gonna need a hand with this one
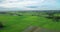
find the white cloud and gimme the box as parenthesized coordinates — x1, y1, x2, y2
(0, 0, 42, 8)
(0, 0, 58, 10)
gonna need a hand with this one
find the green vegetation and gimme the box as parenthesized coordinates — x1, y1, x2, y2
(0, 11, 60, 32)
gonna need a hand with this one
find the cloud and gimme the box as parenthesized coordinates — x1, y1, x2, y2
(26, 6, 38, 8)
(0, 0, 60, 10)
(0, 0, 40, 8)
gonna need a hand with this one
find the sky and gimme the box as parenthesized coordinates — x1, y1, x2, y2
(0, 0, 60, 11)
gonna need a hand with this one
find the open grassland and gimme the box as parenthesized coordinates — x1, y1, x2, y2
(0, 14, 60, 32)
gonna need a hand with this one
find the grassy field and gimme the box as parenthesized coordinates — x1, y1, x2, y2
(0, 14, 60, 32)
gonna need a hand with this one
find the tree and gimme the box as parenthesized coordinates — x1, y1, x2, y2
(0, 22, 4, 29)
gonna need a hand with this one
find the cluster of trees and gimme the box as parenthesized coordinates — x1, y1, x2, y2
(45, 11, 60, 22)
(0, 12, 7, 14)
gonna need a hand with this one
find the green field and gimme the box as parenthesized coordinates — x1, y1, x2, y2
(0, 12, 60, 32)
